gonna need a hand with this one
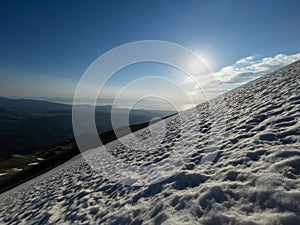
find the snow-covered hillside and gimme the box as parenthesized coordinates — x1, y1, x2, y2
(0, 61, 299, 225)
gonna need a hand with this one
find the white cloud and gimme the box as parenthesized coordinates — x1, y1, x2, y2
(235, 55, 256, 64)
(188, 53, 300, 103)
(213, 53, 300, 84)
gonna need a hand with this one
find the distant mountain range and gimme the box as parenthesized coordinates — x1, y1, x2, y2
(0, 97, 174, 155)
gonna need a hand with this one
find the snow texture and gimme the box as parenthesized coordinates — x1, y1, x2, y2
(0, 61, 299, 225)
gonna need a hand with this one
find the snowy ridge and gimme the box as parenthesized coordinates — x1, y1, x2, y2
(0, 61, 299, 225)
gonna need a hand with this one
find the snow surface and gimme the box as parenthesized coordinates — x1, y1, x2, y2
(0, 61, 300, 225)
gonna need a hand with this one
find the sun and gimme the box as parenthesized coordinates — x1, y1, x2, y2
(187, 52, 213, 76)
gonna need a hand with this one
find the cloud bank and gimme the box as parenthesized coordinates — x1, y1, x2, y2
(188, 53, 300, 104)
(213, 53, 300, 86)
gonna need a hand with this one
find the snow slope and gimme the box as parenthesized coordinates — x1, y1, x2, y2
(0, 61, 299, 225)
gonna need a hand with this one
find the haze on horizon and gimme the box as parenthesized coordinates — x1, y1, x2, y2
(0, 0, 300, 110)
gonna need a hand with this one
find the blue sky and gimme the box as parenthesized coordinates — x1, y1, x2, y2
(0, 0, 300, 109)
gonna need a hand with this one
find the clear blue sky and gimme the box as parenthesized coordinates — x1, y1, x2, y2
(0, 0, 299, 109)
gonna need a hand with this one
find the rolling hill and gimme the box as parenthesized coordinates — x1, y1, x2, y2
(0, 97, 173, 155)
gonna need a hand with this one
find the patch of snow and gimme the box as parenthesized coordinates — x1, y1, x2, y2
(11, 168, 23, 172)
(28, 162, 39, 166)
